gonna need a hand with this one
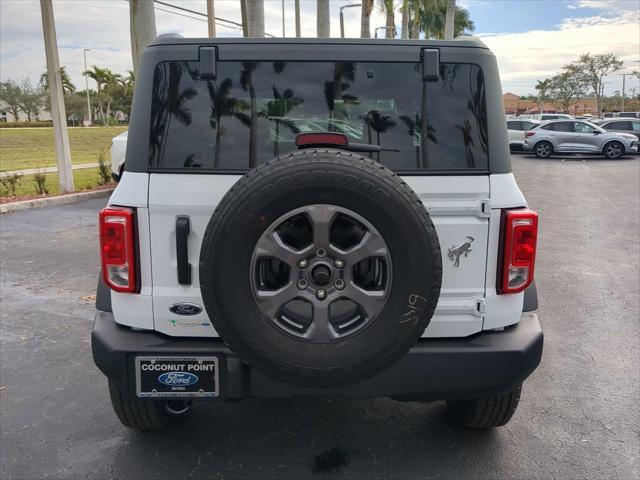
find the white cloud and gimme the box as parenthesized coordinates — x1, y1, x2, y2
(1, 0, 638, 98)
(0, 0, 388, 89)
(481, 10, 640, 95)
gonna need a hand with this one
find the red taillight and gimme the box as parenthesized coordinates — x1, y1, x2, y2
(499, 209, 538, 294)
(525, 131, 536, 138)
(99, 207, 137, 293)
(295, 132, 349, 147)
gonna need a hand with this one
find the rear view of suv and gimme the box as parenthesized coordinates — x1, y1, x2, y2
(92, 37, 543, 431)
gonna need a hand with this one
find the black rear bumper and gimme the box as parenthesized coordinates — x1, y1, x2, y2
(92, 311, 543, 400)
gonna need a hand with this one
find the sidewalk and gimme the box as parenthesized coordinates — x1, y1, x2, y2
(0, 162, 98, 177)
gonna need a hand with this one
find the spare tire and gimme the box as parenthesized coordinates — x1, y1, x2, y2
(200, 150, 442, 387)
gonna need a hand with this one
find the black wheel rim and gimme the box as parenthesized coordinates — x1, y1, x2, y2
(250, 204, 392, 343)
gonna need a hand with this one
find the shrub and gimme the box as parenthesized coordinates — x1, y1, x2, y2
(0, 173, 23, 196)
(97, 149, 112, 185)
(33, 167, 49, 195)
(0, 121, 53, 128)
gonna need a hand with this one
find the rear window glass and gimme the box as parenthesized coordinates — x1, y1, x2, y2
(149, 61, 489, 172)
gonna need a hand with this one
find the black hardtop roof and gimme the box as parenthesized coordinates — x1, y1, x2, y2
(149, 35, 489, 50)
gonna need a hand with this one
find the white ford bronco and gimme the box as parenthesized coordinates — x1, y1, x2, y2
(92, 36, 542, 430)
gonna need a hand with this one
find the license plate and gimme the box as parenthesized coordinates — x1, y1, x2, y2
(135, 356, 219, 398)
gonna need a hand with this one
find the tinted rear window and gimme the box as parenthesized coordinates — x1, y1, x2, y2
(149, 61, 488, 172)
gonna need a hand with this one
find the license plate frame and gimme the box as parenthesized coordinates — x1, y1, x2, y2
(135, 356, 220, 398)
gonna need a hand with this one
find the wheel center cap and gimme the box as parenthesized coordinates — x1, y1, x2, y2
(311, 264, 332, 286)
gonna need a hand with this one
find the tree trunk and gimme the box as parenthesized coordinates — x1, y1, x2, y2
(214, 115, 222, 167)
(360, 3, 371, 38)
(317, 0, 330, 38)
(129, 0, 156, 78)
(294, 0, 301, 37)
(444, 0, 455, 39)
(401, 1, 409, 39)
(246, 0, 265, 37)
(385, 9, 395, 38)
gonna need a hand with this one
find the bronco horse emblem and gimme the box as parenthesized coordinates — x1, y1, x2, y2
(448, 236, 475, 267)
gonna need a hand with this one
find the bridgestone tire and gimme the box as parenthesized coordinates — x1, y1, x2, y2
(446, 385, 522, 428)
(108, 380, 190, 430)
(200, 150, 442, 387)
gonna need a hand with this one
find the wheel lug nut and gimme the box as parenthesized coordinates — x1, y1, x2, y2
(297, 279, 308, 290)
(316, 289, 327, 300)
(334, 279, 345, 290)
(334, 259, 344, 269)
(297, 259, 308, 268)
(316, 248, 326, 258)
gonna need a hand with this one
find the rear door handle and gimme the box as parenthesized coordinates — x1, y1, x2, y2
(176, 216, 191, 285)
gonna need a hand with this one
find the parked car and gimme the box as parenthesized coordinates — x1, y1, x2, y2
(507, 118, 540, 151)
(520, 113, 574, 122)
(110, 130, 127, 181)
(617, 112, 640, 119)
(597, 118, 640, 142)
(524, 120, 638, 159)
(92, 36, 542, 431)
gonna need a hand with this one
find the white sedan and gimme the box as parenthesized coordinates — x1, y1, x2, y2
(110, 130, 128, 181)
(507, 119, 540, 151)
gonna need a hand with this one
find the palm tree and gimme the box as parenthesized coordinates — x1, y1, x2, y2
(444, 0, 455, 39)
(400, 113, 437, 167)
(240, 62, 259, 167)
(40, 66, 75, 94)
(454, 119, 475, 167)
(207, 78, 238, 166)
(317, 0, 330, 37)
(264, 86, 303, 156)
(378, 0, 396, 38)
(400, 0, 409, 39)
(361, 0, 374, 38)
(245, 0, 264, 37)
(409, 0, 474, 39)
(364, 110, 396, 160)
(535, 78, 552, 113)
(84, 66, 111, 121)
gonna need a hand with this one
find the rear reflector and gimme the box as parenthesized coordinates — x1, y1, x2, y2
(295, 132, 349, 147)
(499, 209, 538, 294)
(99, 207, 137, 293)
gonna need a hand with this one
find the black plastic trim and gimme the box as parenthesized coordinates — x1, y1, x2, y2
(199, 46, 216, 79)
(175, 216, 191, 285)
(148, 167, 491, 176)
(95, 272, 112, 312)
(92, 311, 543, 401)
(523, 280, 538, 312)
(421, 48, 440, 81)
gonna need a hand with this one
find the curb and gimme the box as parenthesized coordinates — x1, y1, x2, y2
(0, 188, 114, 215)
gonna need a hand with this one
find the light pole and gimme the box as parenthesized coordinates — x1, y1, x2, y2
(374, 26, 395, 38)
(340, 3, 361, 38)
(83, 48, 92, 126)
(619, 71, 638, 112)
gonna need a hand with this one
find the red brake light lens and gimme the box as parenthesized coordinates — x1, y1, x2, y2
(525, 131, 536, 138)
(295, 132, 349, 147)
(499, 209, 538, 294)
(99, 207, 137, 293)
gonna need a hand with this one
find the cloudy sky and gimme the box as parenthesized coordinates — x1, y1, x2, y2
(1, 0, 638, 96)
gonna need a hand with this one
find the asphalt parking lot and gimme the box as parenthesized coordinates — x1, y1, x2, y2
(1, 154, 639, 480)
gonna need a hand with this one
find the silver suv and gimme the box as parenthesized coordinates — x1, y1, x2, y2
(524, 120, 638, 159)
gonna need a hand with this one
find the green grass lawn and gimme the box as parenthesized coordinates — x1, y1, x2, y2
(0, 167, 113, 197)
(0, 126, 127, 172)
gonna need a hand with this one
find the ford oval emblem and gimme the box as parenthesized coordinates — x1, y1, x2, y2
(158, 372, 199, 386)
(169, 303, 203, 316)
